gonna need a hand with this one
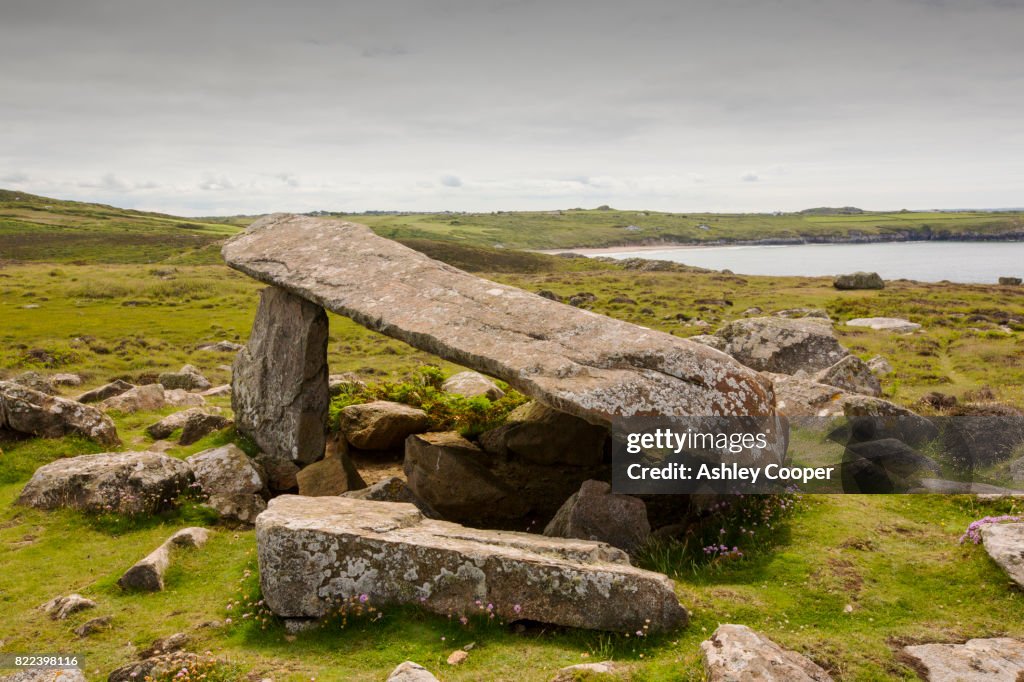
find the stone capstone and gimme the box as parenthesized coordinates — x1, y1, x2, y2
(256, 495, 688, 633)
(0, 381, 119, 445)
(701, 624, 833, 681)
(715, 317, 849, 375)
(232, 286, 329, 465)
(221, 215, 776, 423)
(543, 480, 650, 553)
(18, 451, 191, 514)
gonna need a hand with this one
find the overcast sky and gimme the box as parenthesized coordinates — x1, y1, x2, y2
(1, 0, 1022, 215)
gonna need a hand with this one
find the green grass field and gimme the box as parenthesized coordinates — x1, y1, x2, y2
(2, 192, 1024, 680)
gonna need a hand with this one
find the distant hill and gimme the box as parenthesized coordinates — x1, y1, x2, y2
(798, 206, 864, 215)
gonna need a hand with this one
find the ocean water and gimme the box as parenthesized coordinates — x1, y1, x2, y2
(591, 241, 1024, 284)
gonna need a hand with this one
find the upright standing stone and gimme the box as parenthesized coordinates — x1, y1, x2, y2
(232, 287, 329, 465)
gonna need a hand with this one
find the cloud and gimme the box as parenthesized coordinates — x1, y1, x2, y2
(740, 172, 760, 183)
(198, 174, 236, 191)
(1, 171, 30, 184)
(440, 174, 463, 188)
(276, 173, 300, 187)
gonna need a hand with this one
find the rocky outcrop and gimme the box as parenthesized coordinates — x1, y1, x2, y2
(158, 364, 211, 391)
(339, 401, 431, 450)
(442, 371, 505, 400)
(903, 638, 1024, 681)
(845, 317, 921, 333)
(0, 381, 119, 445)
(981, 523, 1024, 589)
(715, 317, 848, 374)
(833, 271, 884, 290)
(232, 286, 330, 465)
(479, 401, 607, 467)
(18, 451, 191, 514)
(118, 527, 210, 591)
(256, 495, 687, 633)
(222, 215, 775, 423)
(701, 624, 833, 681)
(543, 480, 650, 553)
(187, 444, 267, 524)
(812, 355, 881, 397)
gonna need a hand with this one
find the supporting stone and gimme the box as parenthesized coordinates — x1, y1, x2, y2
(232, 286, 329, 465)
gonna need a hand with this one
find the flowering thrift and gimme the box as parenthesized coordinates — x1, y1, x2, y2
(959, 515, 1022, 544)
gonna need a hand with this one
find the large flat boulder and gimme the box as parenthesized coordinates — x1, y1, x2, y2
(903, 638, 1024, 681)
(18, 451, 192, 514)
(232, 286, 329, 465)
(222, 215, 775, 423)
(0, 381, 119, 445)
(256, 495, 688, 633)
(715, 317, 849, 375)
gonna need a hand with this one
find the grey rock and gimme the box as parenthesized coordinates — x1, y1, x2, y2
(118, 527, 210, 591)
(845, 317, 921, 333)
(342, 476, 439, 518)
(187, 444, 267, 524)
(200, 384, 231, 397)
(441, 371, 505, 400)
(100, 384, 204, 414)
(107, 652, 200, 682)
(478, 401, 607, 467)
(12, 371, 56, 394)
(138, 632, 190, 659)
(701, 624, 833, 681)
(158, 365, 211, 391)
(232, 286, 329, 465)
(404, 431, 527, 524)
(296, 448, 366, 497)
(903, 637, 1024, 681)
(256, 495, 688, 633)
(221, 215, 776, 424)
(544, 480, 650, 553)
(998, 277, 1022, 286)
(254, 453, 300, 492)
(812, 355, 882, 397)
(773, 307, 831, 320)
(387, 661, 440, 682)
(536, 289, 562, 302)
(41, 594, 96, 620)
(716, 317, 848, 374)
(328, 372, 366, 396)
(1, 381, 119, 445)
(73, 615, 112, 637)
(196, 340, 244, 352)
(339, 401, 430, 450)
(833, 271, 884, 290)
(1, 669, 86, 681)
(178, 412, 232, 445)
(688, 334, 728, 352)
(145, 408, 207, 440)
(76, 379, 133, 403)
(18, 451, 191, 514)
(551, 662, 620, 681)
(867, 355, 893, 377)
(981, 522, 1024, 589)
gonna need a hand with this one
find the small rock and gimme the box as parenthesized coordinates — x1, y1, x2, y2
(998, 277, 1022, 286)
(741, 307, 763, 316)
(536, 290, 562, 302)
(296, 446, 366, 497)
(145, 408, 207, 440)
(339, 401, 430, 450)
(41, 594, 96, 620)
(551, 661, 619, 682)
(446, 650, 469, 666)
(200, 384, 231, 397)
(76, 379, 134, 403)
(138, 632, 190, 659)
(178, 412, 232, 445)
(834, 271, 884, 290)
(568, 292, 596, 307)
(107, 652, 199, 682)
(12, 371, 56, 394)
(254, 453, 300, 492)
(73, 615, 112, 637)
(701, 624, 833, 681)
(544, 480, 650, 553)
(341, 476, 439, 518)
(387, 661, 440, 682)
(773, 308, 831, 320)
(50, 373, 82, 387)
(609, 295, 636, 304)
(328, 372, 366, 396)
(158, 365, 211, 391)
(845, 317, 921, 333)
(187, 444, 267, 524)
(441, 371, 505, 400)
(866, 355, 893, 377)
(196, 340, 244, 352)
(812, 355, 881, 397)
(118, 527, 210, 591)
